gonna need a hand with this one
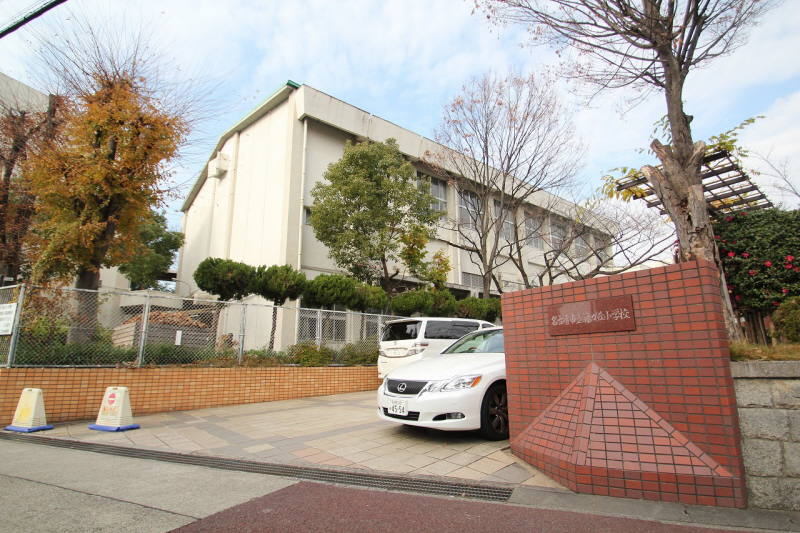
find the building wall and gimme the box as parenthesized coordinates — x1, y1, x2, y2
(0, 366, 381, 424)
(178, 83, 613, 299)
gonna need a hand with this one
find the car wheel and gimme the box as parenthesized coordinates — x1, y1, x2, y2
(479, 382, 509, 440)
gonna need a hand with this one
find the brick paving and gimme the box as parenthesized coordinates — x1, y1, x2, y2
(33, 391, 564, 489)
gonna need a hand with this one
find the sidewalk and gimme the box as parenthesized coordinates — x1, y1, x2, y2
(1, 436, 798, 532)
(34, 390, 562, 488)
(5, 390, 799, 532)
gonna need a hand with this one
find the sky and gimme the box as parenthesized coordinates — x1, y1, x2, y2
(1, 0, 798, 229)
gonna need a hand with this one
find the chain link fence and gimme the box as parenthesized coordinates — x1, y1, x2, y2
(0, 284, 399, 367)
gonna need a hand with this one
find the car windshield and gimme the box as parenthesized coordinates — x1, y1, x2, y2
(382, 321, 421, 341)
(441, 329, 504, 354)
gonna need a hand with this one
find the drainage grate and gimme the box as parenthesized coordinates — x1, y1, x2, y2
(0, 432, 513, 502)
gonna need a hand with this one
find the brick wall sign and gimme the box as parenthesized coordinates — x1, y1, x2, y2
(549, 295, 635, 336)
(501, 261, 746, 508)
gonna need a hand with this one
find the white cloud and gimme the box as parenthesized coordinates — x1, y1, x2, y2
(0, 0, 797, 226)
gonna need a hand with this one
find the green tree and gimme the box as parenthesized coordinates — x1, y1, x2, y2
(309, 138, 442, 295)
(250, 264, 307, 352)
(714, 209, 800, 343)
(119, 212, 184, 290)
(193, 258, 254, 301)
(303, 274, 359, 309)
(399, 225, 452, 291)
(353, 283, 388, 313)
(429, 289, 457, 317)
(389, 290, 432, 316)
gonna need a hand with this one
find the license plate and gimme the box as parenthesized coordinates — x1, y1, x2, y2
(388, 399, 408, 416)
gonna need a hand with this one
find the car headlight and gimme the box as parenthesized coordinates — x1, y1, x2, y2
(420, 375, 482, 394)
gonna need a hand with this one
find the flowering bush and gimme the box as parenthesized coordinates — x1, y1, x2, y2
(713, 208, 800, 313)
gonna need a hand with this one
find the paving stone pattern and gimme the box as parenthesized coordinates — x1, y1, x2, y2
(502, 260, 746, 508)
(33, 391, 563, 489)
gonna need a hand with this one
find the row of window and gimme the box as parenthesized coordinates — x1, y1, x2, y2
(303, 172, 610, 260)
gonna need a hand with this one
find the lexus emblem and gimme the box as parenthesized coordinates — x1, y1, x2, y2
(397, 383, 407, 393)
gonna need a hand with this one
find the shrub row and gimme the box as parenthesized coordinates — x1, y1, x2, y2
(10, 340, 378, 367)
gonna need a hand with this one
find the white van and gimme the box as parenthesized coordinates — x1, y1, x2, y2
(378, 318, 495, 378)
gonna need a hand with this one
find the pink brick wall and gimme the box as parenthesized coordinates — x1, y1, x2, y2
(501, 261, 746, 507)
(1, 366, 381, 424)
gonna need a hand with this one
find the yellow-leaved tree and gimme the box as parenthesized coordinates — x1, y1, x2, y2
(21, 8, 199, 342)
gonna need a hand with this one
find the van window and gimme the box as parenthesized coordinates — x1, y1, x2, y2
(382, 321, 421, 341)
(424, 321, 479, 340)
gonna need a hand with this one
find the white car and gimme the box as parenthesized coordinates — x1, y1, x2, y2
(376, 327, 508, 440)
(378, 318, 495, 379)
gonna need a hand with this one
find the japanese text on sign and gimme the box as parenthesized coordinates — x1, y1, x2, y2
(0, 303, 17, 336)
(548, 296, 636, 336)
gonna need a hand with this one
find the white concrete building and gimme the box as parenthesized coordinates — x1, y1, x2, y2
(177, 81, 610, 300)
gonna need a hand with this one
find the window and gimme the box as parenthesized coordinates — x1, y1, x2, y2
(550, 219, 567, 251)
(382, 320, 422, 341)
(462, 271, 483, 289)
(304, 207, 312, 225)
(596, 235, 611, 264)
(424, 321, 480, 340)
(494, 201, 513, 241)
(419, 172, 448, 212)
(525, 214, 543, 249)
(575, 235, 589, 261)
(459, 190, 479, 231)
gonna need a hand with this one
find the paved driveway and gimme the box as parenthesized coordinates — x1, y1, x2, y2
(35, 391, 562, 488)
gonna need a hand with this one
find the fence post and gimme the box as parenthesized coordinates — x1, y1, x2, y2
(316, 309, 322, 348)
(238, 303, 246, 364)
(136, 294, 151, 367)
(7, 283, 26, 368)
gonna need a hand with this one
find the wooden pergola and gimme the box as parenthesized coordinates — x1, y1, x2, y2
(615, 148, 773, 216)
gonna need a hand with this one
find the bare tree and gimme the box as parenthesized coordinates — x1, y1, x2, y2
(426, 70, 584, 298)
(748, 150, 797, 203)
(484, 0, 778, 336)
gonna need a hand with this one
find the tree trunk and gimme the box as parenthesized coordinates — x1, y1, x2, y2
(639, 52, 741, 340)
(268, 306, 277, 353)
(68, 267, 100, 345)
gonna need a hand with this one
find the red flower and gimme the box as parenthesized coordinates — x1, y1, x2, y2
(715, 235, 720, 239)
(787, 264, 793, 269)
(735, 295, 741, 300)
(783, 288, 788, 293)
(727, 252, 735, 258)
(742, 253, 750, 258)
(741, 211, 747, 216)
(765, 261, 772, 267)
(749, 270, 756, 276)
(774, 302, 780, 306)
(726, 216, 733, 222)
(727, 285, 733, 290)
(786, 255, 795, 262)
(795, 266, 800, 272)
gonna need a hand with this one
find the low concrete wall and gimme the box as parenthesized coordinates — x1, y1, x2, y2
(732, 361, 800, 511)
(0, 366, 381, 425)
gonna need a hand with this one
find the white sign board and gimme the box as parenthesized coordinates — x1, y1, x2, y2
(0, 303, 17, 335)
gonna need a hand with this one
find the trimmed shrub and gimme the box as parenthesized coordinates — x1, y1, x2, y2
(287, 341, 336, 366)
(428, 289, 457, 317)
(774, 296, 800, 342)
(390, 290, 432, 316)
(339, 343, 379, 365)
(456, 297, 490, 320)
